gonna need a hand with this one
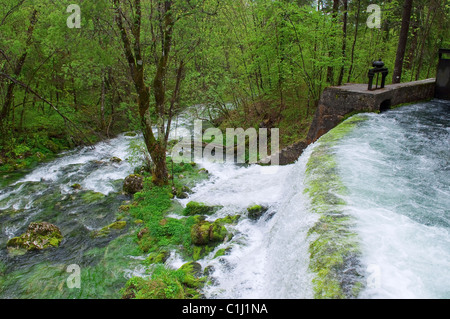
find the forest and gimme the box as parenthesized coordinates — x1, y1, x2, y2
(1, 0, 450, 302)
(1, 0, 449, 181)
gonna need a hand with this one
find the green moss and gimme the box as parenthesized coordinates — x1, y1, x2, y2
(145, 250, 170, 265)
(188, 215, 238, 261)
(304, 115, 366, 299)
(215, 214, 241, 225)
(121, 264, 204, 299)
(81, 191, 105, 203)
(183, 201, 221, 216)
(118, 160, 233, 298)
(92, 221, 127, 238)
(247, 205, 268, 220)
(178, 262, 205, 289)
(6, 222, 63, 252)
(213, 248, 230, 259)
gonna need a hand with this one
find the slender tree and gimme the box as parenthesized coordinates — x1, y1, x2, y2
(0, 9, 37, 147)
(392, 0, 414, 83)
(338, 0, 348, 85)
(113, 0, 169, 185)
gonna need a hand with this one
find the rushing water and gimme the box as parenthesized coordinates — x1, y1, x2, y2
(176, 99, 450, 299)
(0, 100, 448, 299)
(0, 134, 141, 298)
(336, 100, 450, 298)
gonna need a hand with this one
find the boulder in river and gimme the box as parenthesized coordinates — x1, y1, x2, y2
(123, 174, 144, 195)
(6, 222, 63, 251)
(92, 221, 127, 238)
(183, 201, 221, 216)
(71, 183, 82, 190)
(110, 157, 122, 163)
(247, 205, 268, 220)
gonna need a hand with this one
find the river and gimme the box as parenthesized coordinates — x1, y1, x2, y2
(0, 99, 448, 299)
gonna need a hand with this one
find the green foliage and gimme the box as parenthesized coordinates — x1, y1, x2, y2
(121, 263, 204, 299)
(183, 201, 220, 216)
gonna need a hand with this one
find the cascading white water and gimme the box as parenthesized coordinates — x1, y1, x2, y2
(1, 100, 448, 299)
(171, 99, 449, 299)
(336, 100, 450, 298)
(20, 134, 137, 194)
(173, 146, 318, 299)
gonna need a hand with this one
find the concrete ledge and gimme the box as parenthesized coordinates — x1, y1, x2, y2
(306, 78, 436, 144)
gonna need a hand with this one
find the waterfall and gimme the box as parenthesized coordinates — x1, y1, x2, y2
(0, 100, 448, 299)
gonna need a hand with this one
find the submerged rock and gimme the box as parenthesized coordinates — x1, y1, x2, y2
(123, 174, 144, 195)
(81, 191, 105, 203)
(6, 222, 63, 251)
(92, 221, 127, 238)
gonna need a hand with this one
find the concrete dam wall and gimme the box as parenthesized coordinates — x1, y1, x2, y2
(305, 78, 436, 144)
(266, 78, 436, 165)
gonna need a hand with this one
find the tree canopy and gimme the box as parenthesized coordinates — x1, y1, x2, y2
(1, 0, 449, 178)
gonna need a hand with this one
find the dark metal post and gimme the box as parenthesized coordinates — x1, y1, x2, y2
(368, 59, 389, 91)
(436, 48, 450, 100)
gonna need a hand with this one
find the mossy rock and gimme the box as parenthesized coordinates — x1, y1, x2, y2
(121, 275, 186, 299)
(183, 201, 221, 216)
(123, 174, 144, 195)
(190, 216, 234, 260)
(213, 247, 232, 259)
(179, 261, 203, 278)
(145, 250, 170, 265)
(119, 204, 131, 212)
(215, 214, 241, 225)
(190, 220, 229, 246)
(178, 262, 205, 289)
(192, 245, 216, 261)
(247, 205, 268, 220)
(197, 168, 209, 174)
(191, 221, 214, 245)
(71, 183, 82, 190)
(6, 222, 63, 251)
(110, 157, 123, 163)
(92, 221, 127, 238)
(124, 132, 137, 137)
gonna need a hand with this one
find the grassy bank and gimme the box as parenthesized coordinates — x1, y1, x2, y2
(119, 159, 242, 299)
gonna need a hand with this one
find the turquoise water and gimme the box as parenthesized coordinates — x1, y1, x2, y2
(336, 99, 450, 298)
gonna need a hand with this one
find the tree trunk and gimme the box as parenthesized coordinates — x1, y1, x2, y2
(114, 0, 168, 185)
(392, 0, 414, 84)
(338, 0, 348, 86)
(347, 0, 361, 83)
(0, 9, 37, 146)
(100, 72, 106, 132)
(326, 0, 339, 84)
(414, 4, 435, 81)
